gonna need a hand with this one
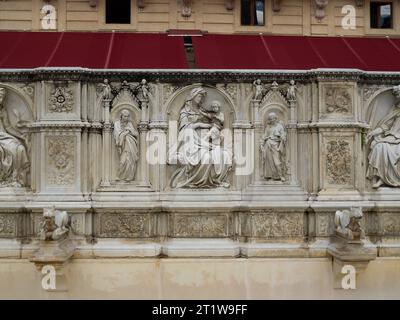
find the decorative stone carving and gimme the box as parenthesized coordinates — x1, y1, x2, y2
(163, 84, 181, 104)
(286, 80, 297, 102)
(381, 212, 400, 235)
(135, 79, 150, 101)
(20, 84, 35, 100)
(47, 136, 75, 185)
(363, 85, 385, 102)
(0, 87, 30, 187)
(171, 214, 228, 237)
(326, 139, 351, 185)
(0, 214, 17, 237)
(251, 212, 303, 237)
(325, 87, 352, 113)
(113, 109, 139, 182)
(317, 213, 332, 236)
(181, 0, 192, 18)
(253, 79, 265, 101)
(97, 79, 113, 102)
(98, 213, 150, 238)
(216, 83, 237, 104)
(39, 207, 71, 241)
(260, 112, 287, 182)
(328, 206, 376, 289)
(314, 0, 329, 22)
(48, 86, 74, 113)
(168, 87, 232, 189)
(335, 207, 365, 241)
(366, 85, 400, 188)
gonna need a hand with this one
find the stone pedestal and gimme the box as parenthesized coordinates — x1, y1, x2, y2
(328, 237, 377, 289)
(30, 239, 76, 296)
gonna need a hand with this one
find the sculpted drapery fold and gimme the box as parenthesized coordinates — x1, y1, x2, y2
(113, 109, 139, 182)
(0, 87, 29, 187)
(168, 87, 232, 189)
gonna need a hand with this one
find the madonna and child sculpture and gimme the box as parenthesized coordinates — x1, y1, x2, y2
(168, 87, 232, 189)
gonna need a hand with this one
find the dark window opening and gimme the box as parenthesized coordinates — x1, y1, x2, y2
(370, 2, 393, 29)
(184, 36, 196, 68)
(241, 0, 265, 26)
(106, 0, 131, 24)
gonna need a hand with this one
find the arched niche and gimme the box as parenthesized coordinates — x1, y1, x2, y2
(259, 90, 289, 125)
(110, 102, 141, 183)
(165, 84, 237, 127)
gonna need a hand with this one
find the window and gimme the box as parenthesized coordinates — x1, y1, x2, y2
(241, 0, 265, 26)
(106, 0, 131, 24)
(370, 2, 393, 29)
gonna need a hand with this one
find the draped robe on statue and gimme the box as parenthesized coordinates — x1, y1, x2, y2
(113, 120, 139, 181)
(367, 107, 400, 187)
(168, 92, 232, 189)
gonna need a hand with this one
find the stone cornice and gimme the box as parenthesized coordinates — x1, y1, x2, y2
(0, 68, 399, 84)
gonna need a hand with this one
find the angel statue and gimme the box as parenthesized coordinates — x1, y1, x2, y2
(136, 79, 150, 101)
(97, 79, 113, 101)
(286, 80, 297, 101)
(253, 79, 264, 101)
(0, 87, 30, 187)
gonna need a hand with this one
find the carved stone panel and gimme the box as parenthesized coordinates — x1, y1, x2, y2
(319, 83, 356, 119)
(0, 213, 19, 238)
(46, 136, 76, 186)
(380, 212, 400, 236)
(43, 82, 79, 120)
(316, 212, 334, 237)
(320, 133, 355, 189)
(169, 213, 229, 238)
(48, 86, 74, 113)
(96, 212, 151, 238)
(248, 211, 304, 238)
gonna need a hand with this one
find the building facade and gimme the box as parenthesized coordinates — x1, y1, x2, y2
(0, 0, 400, 299)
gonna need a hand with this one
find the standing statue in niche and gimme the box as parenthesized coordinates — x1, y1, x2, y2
(113, 109, 139, 182)
(0, 88, 29, 187)
(366, 85, 400, 188)
(253, 79, 264, 101)
(260, 112, 287, 182)
(168, 87, 232, 188)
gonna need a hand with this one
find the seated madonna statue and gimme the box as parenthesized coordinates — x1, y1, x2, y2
(0, 88, 29, 187)
(366, 85, 400, 188)
(168, 87, 232, 189)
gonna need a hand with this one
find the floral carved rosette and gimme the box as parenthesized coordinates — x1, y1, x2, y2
(48, 87, 74, 113)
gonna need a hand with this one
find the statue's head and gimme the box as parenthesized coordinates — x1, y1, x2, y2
(103, 79, 109, 85)
(255, 79, 261, 85)
(210, 100, 221, 113)
(267, 112, 278, 124)
(290, 80, 295, 85)
(186, 87, 207, 106)
(120, 109, 131, 123)
(141, 79, 147, 85)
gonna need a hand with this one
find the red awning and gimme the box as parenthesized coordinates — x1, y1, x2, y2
(0, 32, 400, 71)
(0, 32, 188, 69)
(192, 34, 400, 71)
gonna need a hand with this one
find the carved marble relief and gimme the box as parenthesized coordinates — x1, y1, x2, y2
(113, 110, 139, 182)
(316, 213, 334, 236)
(0, 213, 18, 237)
(325, 86, 352, 114)
(366, 85, 400, 188)
(260, 112, 287, 182)
(97, 213, 150, 238)
(0, 87, 30, 187)
(46, 136, 75, 186)
(168, 86, 233, 189)
(250, 211, 303, 238)
(48, 86, 74, 113)
(170, 214, 228, 237)
(326, 139, 352, 185)
(381, 212, 400, 236)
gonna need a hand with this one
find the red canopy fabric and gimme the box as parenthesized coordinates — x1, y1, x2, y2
(0, 32, 188, 69)
(0, 32, 399, 71)
(192, 34, 400, 71)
